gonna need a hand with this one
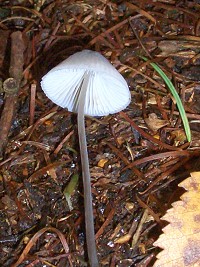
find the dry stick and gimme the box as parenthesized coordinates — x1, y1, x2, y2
(95, 208, 115, 240)
(29, 83, 36, 126)
(11, 227, 72, 267)
(122, 150, 190, 171)
(53, 130, 74, 155)
(0, 31, 25, 159)
(129, 19, 152, 59)
(132, 209, 149, 248)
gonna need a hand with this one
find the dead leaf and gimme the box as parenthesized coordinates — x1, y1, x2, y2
(98, 158, 108, 168)
(153, 172, 200, 267)
(171, 129, 187, 145)
(114, 233, 131, 244)
(145, 113, 168, 132)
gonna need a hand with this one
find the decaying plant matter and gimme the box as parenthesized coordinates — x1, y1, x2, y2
(154, 172, 200, 267)
(0, 1, 200, 266)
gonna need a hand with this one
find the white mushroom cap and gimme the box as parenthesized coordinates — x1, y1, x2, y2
(41, 50, 131, 116)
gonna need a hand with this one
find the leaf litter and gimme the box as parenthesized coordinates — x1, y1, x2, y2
(0, 0, 200, 266)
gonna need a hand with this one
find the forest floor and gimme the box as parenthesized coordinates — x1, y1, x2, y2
(0, 1, 200, 266)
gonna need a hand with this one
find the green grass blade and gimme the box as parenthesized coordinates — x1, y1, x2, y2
(141, 56, 191, 142)
(63, 173, 79, 211)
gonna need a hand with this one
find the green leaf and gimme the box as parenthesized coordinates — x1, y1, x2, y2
(140, 56, 191, 142)
(63, 174, 79, 211)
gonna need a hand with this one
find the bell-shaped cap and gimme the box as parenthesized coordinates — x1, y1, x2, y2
(41, 50, 131, 116)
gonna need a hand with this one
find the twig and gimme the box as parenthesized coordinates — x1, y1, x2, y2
(129, 19, 152, 59)
(11, 226, 72, 267)
(53, 130, 74, 155)
(132, 209, 149, 248)
(29, 83, 36, 126)
(0, 31, 25, 159)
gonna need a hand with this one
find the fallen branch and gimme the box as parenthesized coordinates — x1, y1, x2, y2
(0, 31, 25, 159)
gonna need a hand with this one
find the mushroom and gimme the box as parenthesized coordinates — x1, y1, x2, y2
(41, 50, 131, 267)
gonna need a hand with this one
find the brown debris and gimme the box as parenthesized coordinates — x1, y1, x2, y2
(0, 1, 200, 266)
(0, 31, 25, 158)
(154, 172, 200, 267)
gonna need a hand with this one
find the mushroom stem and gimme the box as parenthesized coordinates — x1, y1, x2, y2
(77, 72, 99, 267)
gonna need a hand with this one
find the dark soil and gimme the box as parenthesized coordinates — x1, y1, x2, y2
(0, 1, 200, 266)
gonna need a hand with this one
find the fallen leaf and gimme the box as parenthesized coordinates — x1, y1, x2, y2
(145, 113, 168, 132)
(97, 158, 108, 168)
(172, 129, 187, 144)
(114, 233, 131, 244)
(153, 172, 200, 267)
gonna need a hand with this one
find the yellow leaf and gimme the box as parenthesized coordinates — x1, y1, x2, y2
(97, 158, 108, 168)
(114, 233, 131, 244)
(153, 172, 200, 267)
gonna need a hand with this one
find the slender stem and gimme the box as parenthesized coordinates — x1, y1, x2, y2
(77, 72, 99, 267)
